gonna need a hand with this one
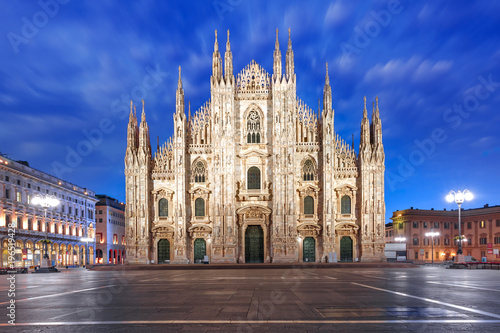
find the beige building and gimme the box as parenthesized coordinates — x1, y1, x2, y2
(390, 205, 500, 262)
(0, 155, 98, 268)
(95, 195, 126, 264)
(125, 30, 386, 264)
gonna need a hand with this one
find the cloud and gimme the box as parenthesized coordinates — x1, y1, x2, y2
(364, 56, 453, 85)
(324, 1, 350, 27)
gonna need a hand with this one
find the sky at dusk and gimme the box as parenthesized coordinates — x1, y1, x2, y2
(1, 0, 499, 223)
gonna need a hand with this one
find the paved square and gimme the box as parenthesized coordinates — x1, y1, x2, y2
(2, 265, 500, 332)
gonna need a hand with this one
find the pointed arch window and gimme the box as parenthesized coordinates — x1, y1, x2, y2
(247, 111, 261, 143)
(195, 198, 205, 217)
(341, 195, 351, 214)
(304, 196, 314, 215)
(303, 159, 315, 181)
(247, 167, 261, 190)
(159, 198, 168, 217)
(193, 161, 206, 183)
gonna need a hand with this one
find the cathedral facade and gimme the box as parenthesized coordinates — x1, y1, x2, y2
(124, 30, 386, 264)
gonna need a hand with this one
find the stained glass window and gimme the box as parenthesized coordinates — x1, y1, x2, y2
(303, 159, 315, 181)
(195, 198, 205, 217)
(304, 196, 314, 215)
(341, 195, 351, 214)
(159, 198, 168, 217)
(247, 167, 261, 189)
(247, 111, 261, 143)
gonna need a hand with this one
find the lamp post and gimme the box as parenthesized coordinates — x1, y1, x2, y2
(425, 229, 440, 264)
(446, 190, 473, 256)
(32, 194, 60, 273)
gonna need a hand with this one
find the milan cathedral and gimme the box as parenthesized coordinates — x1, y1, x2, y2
(125, 29, 386, 264)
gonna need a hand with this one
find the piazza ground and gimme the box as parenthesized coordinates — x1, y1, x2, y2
(1, 265, 500, 332)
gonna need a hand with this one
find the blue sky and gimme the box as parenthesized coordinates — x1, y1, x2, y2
(1, 0, 499, 222)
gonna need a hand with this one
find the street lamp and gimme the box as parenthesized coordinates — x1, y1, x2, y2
(446, 190, 473, 256)
(81, 237, 94, 266)
(425, 229, 440, 264)
(32, 194, 60, 273)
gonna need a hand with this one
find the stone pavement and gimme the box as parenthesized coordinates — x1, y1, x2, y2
(1, 266, 500, 332)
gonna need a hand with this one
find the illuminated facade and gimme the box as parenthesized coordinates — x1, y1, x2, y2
(125, 30, 386, 264)
(390, 205, 500, 262)
(0, 155, 98, 268)
(95, 194, 126, 264)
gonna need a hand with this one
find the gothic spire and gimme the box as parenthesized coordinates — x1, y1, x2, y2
(176, 66, 185, 117)
(285, 28, 294, 81)
(212, 30, 222, 82)
(214, 29, 219, 52)
(138, 100, 150, 154)
(224, 29, 233, 81)
(141, 99, 146, 123)
(177, 65, 182, 90)
(360, 96, 370, 148)
(323, 62, 332, 117)
(373, 96, 383, 147)
(126, 100, 138, 151)
(129, 100, 134, 122)
(273, 28, 282, 80)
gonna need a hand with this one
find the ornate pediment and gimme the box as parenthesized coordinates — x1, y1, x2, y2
(152, 187, 175, 200)
(334, 184, 357, 191)
(188, 224, 212, 238)
(335, 222, 359, 232)
(297, 223, 322, 237)
(188, 185, 211, 196)
(236, 205, 272, 216)
(152, 224, 175, 233)
(297, 184, 320, 196)
(237, 149, 270, 158)
(151, 224, 175, 239)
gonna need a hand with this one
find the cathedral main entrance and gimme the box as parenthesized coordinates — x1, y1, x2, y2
(245, 225, 264, 263)
(193, 238, 206, 263)
(303, 237, 315, 262)
(340, 236, 353, 262)
(158, 239, 170, 263)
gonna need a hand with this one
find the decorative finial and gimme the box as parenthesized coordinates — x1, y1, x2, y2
(141, 101, 146, 122)
(363, 97, 367, 118)
(376, 96, 379, 110)
(214, 30, 218, 51)
(288, 27, 292, 49)
(226, 29, 230, 51)
(325, 62, 330, 85)
(178, 66, 182, 89)
(275, 28, 279, 49)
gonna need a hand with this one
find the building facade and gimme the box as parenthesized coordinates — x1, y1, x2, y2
(125, 30, 386, 264)
(95, 195, 126, 264)
(390, 205, 500, 262)
(0, 155, 98, 268)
